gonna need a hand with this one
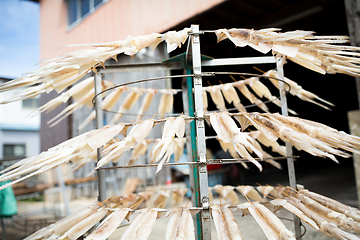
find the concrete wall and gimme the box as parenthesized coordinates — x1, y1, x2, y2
(39, 0, 224, 151)
(39, 0, 225, 61)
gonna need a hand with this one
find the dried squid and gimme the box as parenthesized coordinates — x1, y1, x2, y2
(166, 207, 198, 240)
(264, 69, 334, 110)
(238, 201, 295, 240)
(127, 140, 150, 166)
(235, 186, 263, 202)
(78, 86, 125, 131)
(0, 123, 126, 190)
(286, 197, 360, 240)
(150, 116, 186, 173)
(47, 80, 113, 127)
(204, 85, 227, 111)
(211, 204, 243, 240)
(209, 112, 263, 170)
(28, 76, 94, 117)
(219, 82, 246, 112)
(136, 89, 157, 121)
(85, 208, 133, 240)
(299, 189, 360, 222)
(157, 89, 177, 118)
(295, 193, 360, 233)
(212, 185, 240, 204)
(236, 112, 354, 162)
(58, 208, 108, 240)
(171, 188, 189, 207)
(215, 28, 360, 77)
(24, 202, 101, 240)
(232, 79, 270, 113)
(98, 119, 154, 168)
(109, 87, 142, 124)
(119, 208, 166, 240)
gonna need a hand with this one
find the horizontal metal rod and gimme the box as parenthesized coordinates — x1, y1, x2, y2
(92, 74, 194, 105)
(97, 57, 276, 73)
(93, 72, 290, 107)
(98, 156, 298, 170)
(207, 156, 298, 163)
(202, 56, 276, 66)
(98, 61, 183, 73)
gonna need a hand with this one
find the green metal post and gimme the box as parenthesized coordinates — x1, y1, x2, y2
(185, 68, 202, 239)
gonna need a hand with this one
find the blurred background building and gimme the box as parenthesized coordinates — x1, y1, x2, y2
(1, 0, 360, 238)
(0, 77, 40, 161)
(37, 0, 360, 186)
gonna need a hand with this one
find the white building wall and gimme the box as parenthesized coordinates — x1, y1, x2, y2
(0, 130, 40, 158)
(0, 78, 41, 159)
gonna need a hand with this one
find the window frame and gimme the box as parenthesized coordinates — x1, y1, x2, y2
(3, 144, 26, 159)
(22, 98, 39, 109)
(67, 0, 108, 30)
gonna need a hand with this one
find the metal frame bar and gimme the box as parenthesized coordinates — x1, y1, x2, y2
(55, 166, 70, 216)
(91, 28, 300, 240)
(97, 57, 275, 74)
(94, 74, 106, 202)
(202, 56, 275, 66)
(182, 69, 202, 239)
(191, 24, 211, 240)
(98, 155, 297, 169)
(276, 56, 302, 239)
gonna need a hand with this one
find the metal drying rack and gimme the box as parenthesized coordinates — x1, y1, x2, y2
(92, 25, 302, 240)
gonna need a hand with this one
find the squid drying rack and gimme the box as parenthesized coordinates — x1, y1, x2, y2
(92, 25, 301, 240)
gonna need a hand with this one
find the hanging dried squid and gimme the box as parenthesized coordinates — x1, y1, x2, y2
(264, 69, 334, 110)
(209, 112, 263, 170)
(166, 207, 199, 240)
(204, 85, 227, 111)
(119, 208, 166, 240)
(0, 123, 126, 190)
(98, 119, 154, 168)
(150, 116, 186, 173)
(157, 89, 177, 118)
(235, 112, 355, 162)
(171, 189, 189, 207)
(136, 89, 157, 121)
(295, 193, 360, 233)
(215, 28, 360, 77)
(109, 87, 143, 124)
(58, 208, 108, 240)
(84, 207, 133, 240)
(78, 86, 126, 131)
(28, 76, 94, 117)
(47, 80, 113, 127)
(238, 201, 295, 240)
(212, 185, 240, 204)
(299, 189, 360, 223)
(286, 197, 360, 240)
(235, 186, 263, 202)
(211, 204, 243, 240)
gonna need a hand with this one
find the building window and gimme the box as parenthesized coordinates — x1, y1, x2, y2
(22, 98, 39, 108)
(68, 0, 105, 26)
(3, 144, 26, 158)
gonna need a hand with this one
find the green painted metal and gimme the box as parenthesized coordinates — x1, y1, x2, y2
(163, 51, 210, 239)
(186, 68, 202, 239)
(163, 53, 213, 65)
